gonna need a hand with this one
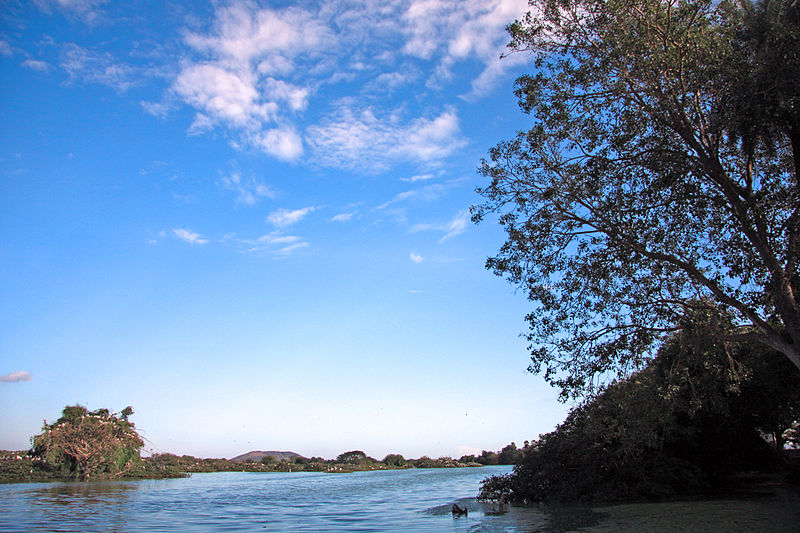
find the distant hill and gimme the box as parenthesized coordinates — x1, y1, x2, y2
(229, 450, 306, 463)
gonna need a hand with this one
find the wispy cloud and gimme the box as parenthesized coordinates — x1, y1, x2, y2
(22, 59, 49, 72)
(172, 228, 208, 245)
(401, 173, 435, 183)
(219, 172, 274, 206)
(267, 207, 315, 227)
(331, 211, 356, 222)
(307, 104, 466, 171)
(410, 252, 424, 264)
(273, 241, 309, 258)
(402, 0, 530, 98)
(35, 0, 109, 24)
(0, 370, 32, 383)
(376, 180, 461, 210)
(411, 209, 471, 243)
(60, 43, 137, 92)
(222, 231, 309, 258)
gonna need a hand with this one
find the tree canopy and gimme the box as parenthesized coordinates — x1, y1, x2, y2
(31, 405, 144, 481)
(472, 0, 800, 398)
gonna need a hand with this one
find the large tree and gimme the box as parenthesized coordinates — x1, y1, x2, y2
(472, 0, 800, 398)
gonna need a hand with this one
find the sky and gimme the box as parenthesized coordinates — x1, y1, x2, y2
(0, 0, 570, 460)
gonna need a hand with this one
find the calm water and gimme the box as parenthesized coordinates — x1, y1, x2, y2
(1, 466, 798, 532)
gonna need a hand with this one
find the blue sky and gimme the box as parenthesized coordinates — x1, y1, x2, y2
(0, 0, 569, 460)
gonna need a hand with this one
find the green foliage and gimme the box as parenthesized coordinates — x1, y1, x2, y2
(31, 405, 145, 481)
(472, 0, 800, 399)
(478, 450, 500, 465)
(382, 453, 406, 467)
(498, 443, 524, 465)
(335, 450, 369, 464)
(480, 318, 800, 502)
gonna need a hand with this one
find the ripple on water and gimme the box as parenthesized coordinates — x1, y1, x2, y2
(1, 467, 799, 532)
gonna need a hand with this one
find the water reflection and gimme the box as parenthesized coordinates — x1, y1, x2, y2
(32, 481, 140, 503)
(4, 481, 140, 532)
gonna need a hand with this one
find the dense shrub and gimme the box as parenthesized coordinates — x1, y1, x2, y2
(31, 405, 145, 481)
(481, 319, 799, 503)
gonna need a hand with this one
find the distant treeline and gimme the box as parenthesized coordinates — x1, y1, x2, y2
(0, 405, 526, 483)
(142, 449, 486, 475)
(0, 447, 491, 482)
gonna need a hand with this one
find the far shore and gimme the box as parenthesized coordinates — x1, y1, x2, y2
(0, 449, 491, 484)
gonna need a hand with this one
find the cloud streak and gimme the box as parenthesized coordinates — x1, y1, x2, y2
(411, 209, 471, 243)
(267, 207, 316, 227)
(222, 231, 309, 257)
(172, 228, 208, 245)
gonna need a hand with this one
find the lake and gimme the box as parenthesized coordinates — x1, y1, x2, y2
(1, 466, 798, 532)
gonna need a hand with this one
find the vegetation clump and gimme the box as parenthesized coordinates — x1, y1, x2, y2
(31, 405, 146, 481)
(480, 318, 800, 503)
(0, 405, 184, 482)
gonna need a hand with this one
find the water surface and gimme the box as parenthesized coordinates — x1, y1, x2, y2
(1, 466, 797, 532)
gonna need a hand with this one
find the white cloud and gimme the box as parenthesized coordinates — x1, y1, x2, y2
(273, 241, 309, 257)
(220, 172, 274, 206)
(331, 212, 356, 222)
(307, 105, 466, 171)
(410, 252, 424, 263)
(222, 231, 308, 257)
(170, 2, 331, 161)
(367, 68, 418, 92)
(255, 126, 303, 160)
(401, 173, 435, 183)
(256, 232, 300, 245)
(181, 3, 329, 67)
(0, 40, 12, 56)
(401, 0, 530, 97)
(172, 228, 208, 245)
(398, 109, 465, 161)
(22, 59, 49, 72)
(410, 209, 471, 243)
(263, 78, 310, 111)
(164, 0, 521, 166)
(0, 370, 32, 383)
(267, 207, 315, 227)
(140, 100, 172, 118)
(174, 63, 272, 128)
(439, 209, 470, 242)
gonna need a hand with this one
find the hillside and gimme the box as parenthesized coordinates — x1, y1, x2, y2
(229, 450, 306, 463)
